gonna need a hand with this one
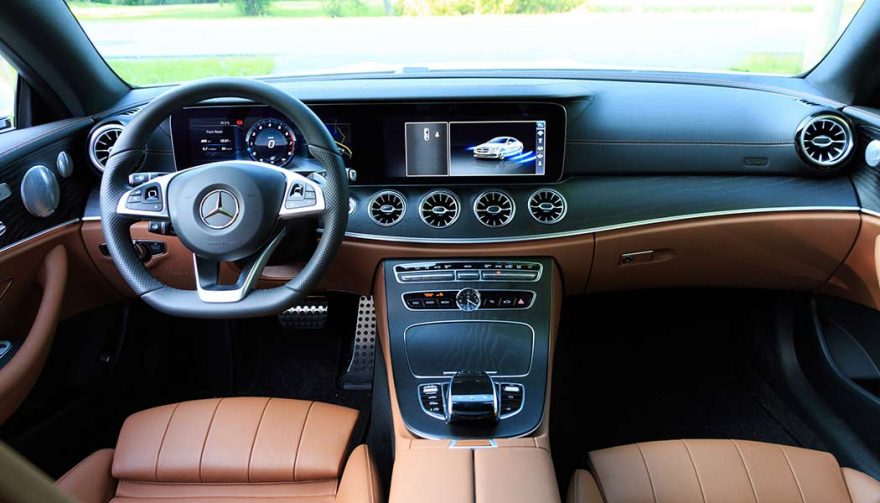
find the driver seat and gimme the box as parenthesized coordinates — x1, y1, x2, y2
(55, 397, 381, 503)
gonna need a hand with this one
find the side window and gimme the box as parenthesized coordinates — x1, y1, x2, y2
(0, 56, 16, 132)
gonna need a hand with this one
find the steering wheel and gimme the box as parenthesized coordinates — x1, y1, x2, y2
(99, 78, 348, 319)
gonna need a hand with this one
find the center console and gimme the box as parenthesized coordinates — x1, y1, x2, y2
(383, 258, 554, 439)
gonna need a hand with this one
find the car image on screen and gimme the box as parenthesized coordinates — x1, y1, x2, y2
(473, 136, 524, 160)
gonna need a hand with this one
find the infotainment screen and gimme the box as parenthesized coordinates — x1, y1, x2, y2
(404, 120, 546, 177)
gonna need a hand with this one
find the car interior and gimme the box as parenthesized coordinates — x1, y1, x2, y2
(3, 0, 880, 501)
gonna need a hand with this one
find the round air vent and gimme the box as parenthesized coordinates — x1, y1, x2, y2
(368, 190, 406, 226)
(474, 190, 515, 227)
(797, 114, 854, 169)
(528, 189, 567, 224)
(419, 190, 460, 228)
(88, 123, 124, 172)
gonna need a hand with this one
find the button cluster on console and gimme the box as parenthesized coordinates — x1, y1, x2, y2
(419, 383, 447, 420)
(403, 290, 534, 310)
(498, 383, 525, 418)
(395, 261, 541, 283)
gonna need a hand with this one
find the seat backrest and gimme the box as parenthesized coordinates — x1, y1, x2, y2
(113, 397, 358, 484)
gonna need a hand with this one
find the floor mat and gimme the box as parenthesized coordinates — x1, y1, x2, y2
(550, 290, 818, 487)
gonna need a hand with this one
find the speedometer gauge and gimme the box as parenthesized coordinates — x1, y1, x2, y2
(245, 118, 296, 166)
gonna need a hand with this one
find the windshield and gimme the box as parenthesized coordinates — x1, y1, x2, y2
(67, 0, 864, 86)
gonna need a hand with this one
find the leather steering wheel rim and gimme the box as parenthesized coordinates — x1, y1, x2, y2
(99, 77, 349, 319)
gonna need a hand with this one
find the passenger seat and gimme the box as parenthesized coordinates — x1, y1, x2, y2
(567, 439, 880, 503)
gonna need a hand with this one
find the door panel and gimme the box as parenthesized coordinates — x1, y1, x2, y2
(0, 117, 117, 423)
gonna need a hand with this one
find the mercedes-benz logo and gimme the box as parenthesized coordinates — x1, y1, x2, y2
(199, 189, 240, 229)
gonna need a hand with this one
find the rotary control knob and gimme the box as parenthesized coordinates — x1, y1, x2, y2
(456, 288, 481, 312)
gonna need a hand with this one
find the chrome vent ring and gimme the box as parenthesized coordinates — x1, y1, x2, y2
(798, 114, 853, 169)
(474, 190, 515, 227)
(368, 190, 406, 226)
(528, 189, 567, 224)
(419, 190, 460, 228)
(88, 123, 124, 172)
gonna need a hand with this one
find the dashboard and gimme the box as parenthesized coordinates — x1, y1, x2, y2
(75, 78, 876, 248)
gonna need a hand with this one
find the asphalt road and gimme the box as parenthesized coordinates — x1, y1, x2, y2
(81, 12, 818, 75)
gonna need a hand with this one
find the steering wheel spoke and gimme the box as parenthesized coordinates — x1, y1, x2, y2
(115, 172, 178, 220)
(193, 227, 288, 303)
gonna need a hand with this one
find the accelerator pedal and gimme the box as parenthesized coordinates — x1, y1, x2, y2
(277, 297, 328, 330)
(339, 296, 377, 390)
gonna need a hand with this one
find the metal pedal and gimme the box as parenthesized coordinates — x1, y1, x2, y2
(277, 297, 328, 330)
(339, 296, 376, 390)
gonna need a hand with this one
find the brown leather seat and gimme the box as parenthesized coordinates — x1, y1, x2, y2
(567, 439, 880, 503)
(55, 397, 381, 503)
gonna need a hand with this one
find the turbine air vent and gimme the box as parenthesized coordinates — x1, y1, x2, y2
(798, 114, 854, 169)
(474, 191, 515, 227)
(528, 189, 567, 224)
(88, 123, 125, 172)
(419, 190, 460, 228)
(368, 190, 406, 226)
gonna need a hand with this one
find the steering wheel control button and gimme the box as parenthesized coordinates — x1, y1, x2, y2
(128, 172, 162, 186)
(285, 182, 318, 209)
(199, 189, 240, 229)
(126, 183, 164, 212)
(455, 288, 481, 312)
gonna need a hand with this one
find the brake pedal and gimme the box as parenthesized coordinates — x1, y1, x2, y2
(277, 297, 328, 330)
(339, 296, 376, 390)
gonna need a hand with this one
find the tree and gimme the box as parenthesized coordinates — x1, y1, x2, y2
(235, 0, 272, 16)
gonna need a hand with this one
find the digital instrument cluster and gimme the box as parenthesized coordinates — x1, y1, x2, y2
(170, 106, 352, 170)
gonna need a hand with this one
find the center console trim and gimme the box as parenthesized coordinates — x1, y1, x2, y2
(402, 319, 536, 379)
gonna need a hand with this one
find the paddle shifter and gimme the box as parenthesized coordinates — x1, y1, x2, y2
(446, 371, 498, 423)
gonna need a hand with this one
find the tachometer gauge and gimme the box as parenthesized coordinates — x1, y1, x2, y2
(245, 118, 296, 166)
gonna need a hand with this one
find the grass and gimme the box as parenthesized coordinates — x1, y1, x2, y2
(0, 58, 16, 122)
(109, 56, 276, 86)
(728, 52, 804, 75)
(68, 0, 386, 20)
